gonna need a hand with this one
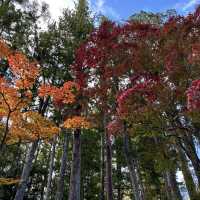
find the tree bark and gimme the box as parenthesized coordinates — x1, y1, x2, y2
(100, 131, 105, 200)
(56, 131, 69, 200)
(14, 140, 39, 200)
(44, 136, 57, 200)
(181, 135, 200, 187)
(163, 170, 182, 200)
(177, 143, 199, 199)
(116, 141, 122, 200)
(104, 114, 113, 200)
(123, 128, 144, 200)
(68, 129, 81, 200)
(169, 170, 182, 200)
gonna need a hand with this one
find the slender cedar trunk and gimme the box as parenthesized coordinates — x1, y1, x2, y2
(100, 131, 105, 200)
(169, 170, 182, 200)
(123, 128, 143, 200)
(25, 141, 41, 197)
(163, 171, 173, 200)
(163, 170, 182, 200)
(104, 114, 113, 200)
(181, 135, 200, 187)
(105, 132, 113, 200)
(44, 136, 57, 200)
(177, 143, 199, 199)
(68, 129, 81, 200)
(56, 131, 69, 200)
(14, 140, 39, 200)
(135, 159, 145, 200)
(116, 148, 122, 200)
(14, 98, 49, 200)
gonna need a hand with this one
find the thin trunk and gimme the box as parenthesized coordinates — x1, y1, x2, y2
(104, 114, 113, 200)
(14, 140, 39, 200)
(56, 131, 69, 200)
(116, 151, 122, 200)
(135, 159, 145, 200)
(105, 132, 113, 200)
(182, 135, 200, 187)
(164, 170, 182, 200)
(44, 136, 57, 200)
(100, 131, 105, 200)
(163, 171, 173, 200)
(123, 129, 143, 200)
(169, 170, 182, 200)
(68, 129, 81, 200)
(177, 143, 199, 199)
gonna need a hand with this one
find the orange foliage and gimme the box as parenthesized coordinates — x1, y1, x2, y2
(0, 178, 20, 185)
(63, 116, 90, 129)
(0, 39, 11, 58)
(0, 42, 39, 117)
(8, 52, 39, 89)
(6, 111, 60, 144)
(0, 40, 59, 146)
(39, 81, 80, 105)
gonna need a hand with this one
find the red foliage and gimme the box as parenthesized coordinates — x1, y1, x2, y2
(72, 20, 160, 113)
(188, 43, 200, 64)
(106, 117, 124, 136)
(186, 80, 200, 111)
(117, 76, 159, 118)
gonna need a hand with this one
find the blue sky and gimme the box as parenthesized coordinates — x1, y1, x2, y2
(89, 0, 200, 20)
(42, 0, 200, 20)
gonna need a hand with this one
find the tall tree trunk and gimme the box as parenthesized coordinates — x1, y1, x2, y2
(123, 129, 144, 200)
(44, 136, 57, 200)
(116, 141, 122, 200)
(104, 114, 113, 200)
(100, 131, 105, 200)
(163, 170, 182, 200)
(68, 129, 81, 200)
(169, 170, 182, 200)
(135, 159, 145, 200)
(105, 132, 113, 200)
(56, 131, 69, 200)
(177, 143, 199, 199)
(14, 140, 39, 200)
(181, 135, 200, 187)
(163, 171, 173, 200)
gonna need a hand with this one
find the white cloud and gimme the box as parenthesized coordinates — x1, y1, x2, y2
(183, 0, 200, 11)
(174, 0, 200, 12)
(92, 0, 120, 20)
(42, 0, 77, 20)
(40, 0, 120, 21)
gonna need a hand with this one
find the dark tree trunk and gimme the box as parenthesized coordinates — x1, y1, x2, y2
(14, 140, 39, 200)
(177, 143, 199, 199)
(116, 143, 122, 200)
(100, 131, 105, 200)
(181, 135, 200, 187)
(56, 132, 69, 200)
(163, 170, 182, 200)
(169, 170, 182, 200)
(68, 129, 81, 200)
(44, 136, 57, 200)
(123, 129, 144, 200)
(105, 120, 113, 200)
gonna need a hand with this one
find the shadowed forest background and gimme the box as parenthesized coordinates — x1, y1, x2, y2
(0, 0, 200, 200)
